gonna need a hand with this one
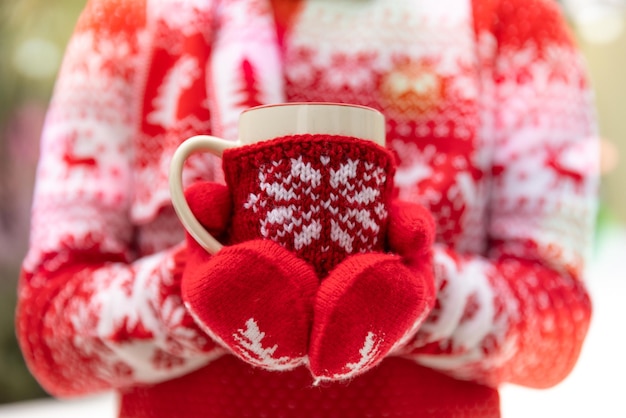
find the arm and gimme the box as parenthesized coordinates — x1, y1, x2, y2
(398, 0, 598, 388)
(15, 0, 225, 397)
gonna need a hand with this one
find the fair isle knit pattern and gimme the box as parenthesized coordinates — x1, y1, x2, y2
(223, 135, 395, 276)
(15, 0, 598, 417)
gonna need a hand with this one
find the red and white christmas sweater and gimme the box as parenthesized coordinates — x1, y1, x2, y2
(16, 0, 599, 417)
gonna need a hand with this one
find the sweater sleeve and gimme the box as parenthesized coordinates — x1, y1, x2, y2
(15, 0, 225, 398)
(398, 0, 598, 388)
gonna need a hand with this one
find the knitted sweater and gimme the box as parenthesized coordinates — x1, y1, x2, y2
(16, 0, 598, 417)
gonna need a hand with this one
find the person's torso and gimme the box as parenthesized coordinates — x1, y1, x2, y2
(124, 2, 499, 416)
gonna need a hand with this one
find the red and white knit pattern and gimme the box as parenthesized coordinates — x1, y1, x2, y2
(16, 0, 597, 416)
(223, 135, 395, 276)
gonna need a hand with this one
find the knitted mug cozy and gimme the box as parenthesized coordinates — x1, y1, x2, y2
(222, 134, 396, 277)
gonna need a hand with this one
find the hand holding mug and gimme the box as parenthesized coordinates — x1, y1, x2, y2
(170, 103, 435, 380)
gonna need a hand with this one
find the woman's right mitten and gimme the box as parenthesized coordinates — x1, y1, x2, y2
(181, 181, 319, 371)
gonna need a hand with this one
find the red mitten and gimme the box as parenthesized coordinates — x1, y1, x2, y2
(386, 199, 437, 260)
(308, 199, 437, 382)
(181, 182, 318, 371)
(184, 181, 233, 242)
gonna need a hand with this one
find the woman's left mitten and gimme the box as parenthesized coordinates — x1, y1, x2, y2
(308, 200, 437, 382)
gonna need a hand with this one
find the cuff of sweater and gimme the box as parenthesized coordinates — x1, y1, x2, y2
(155, 243, 225, 357)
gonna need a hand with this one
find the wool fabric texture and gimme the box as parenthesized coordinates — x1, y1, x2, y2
(310, 251, 433, 381)
(222, 134, 396, 277)
(182, 237, 318, 370)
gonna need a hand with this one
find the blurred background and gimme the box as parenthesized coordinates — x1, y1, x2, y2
(0, 0, 624, 416)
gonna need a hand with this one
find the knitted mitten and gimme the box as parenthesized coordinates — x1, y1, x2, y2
(308, 199, 437, 382)
(181, 182, 318, 370)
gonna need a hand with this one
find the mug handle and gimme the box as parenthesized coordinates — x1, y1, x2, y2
(169, 135, 240, 254)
